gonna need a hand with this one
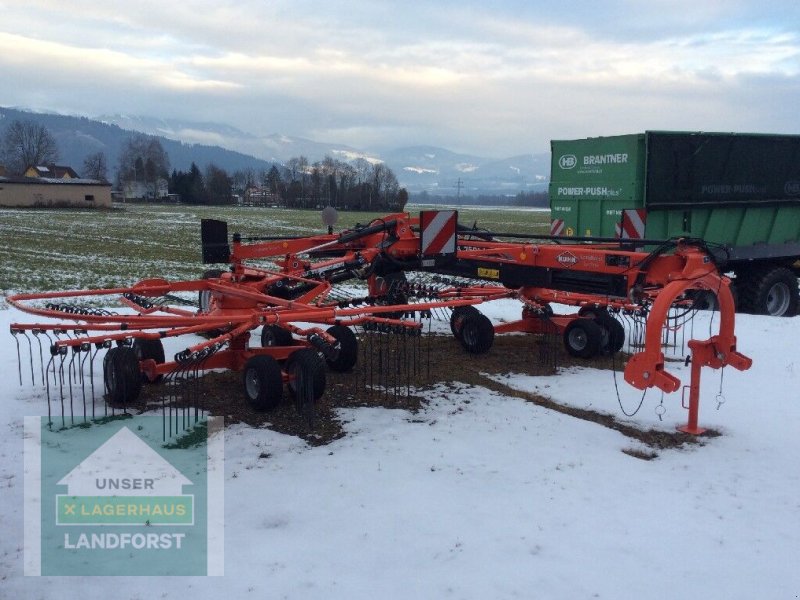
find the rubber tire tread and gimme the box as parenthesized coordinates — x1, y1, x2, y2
(458, 311, 494, 354)
(450, 305, 481, 339)
(242, 355, 283, 412)
(737, 266, 798, 317)
(325, 325, 358, 372)
(563, 318, 604, 359)
(286, 349, 326, 403)
(104, 346, 143, 407)
(261, 325, 294, 347)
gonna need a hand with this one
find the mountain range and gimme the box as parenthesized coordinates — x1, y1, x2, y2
(1, 107, 549, 196)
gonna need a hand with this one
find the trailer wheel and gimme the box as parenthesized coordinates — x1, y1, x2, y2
(260, 325, 294, 347)
(563, 318, 603, 359)
(103, 346, 142, 407)
(458, 310, 494, 354)
(242, 355, 283, 412)
(132, 338, 165, 383)
(738, 267, 798, 316)
(325, 325, 358, 372)
(286, 349, 326, 421)
(450, 305, 481, 339)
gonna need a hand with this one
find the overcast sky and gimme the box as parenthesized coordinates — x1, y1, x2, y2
(1, 0, 798, 157)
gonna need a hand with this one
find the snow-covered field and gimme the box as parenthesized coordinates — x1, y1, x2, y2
(1, 301, 799, 599)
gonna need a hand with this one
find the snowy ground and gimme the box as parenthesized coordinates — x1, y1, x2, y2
(1, 301, 799, 599)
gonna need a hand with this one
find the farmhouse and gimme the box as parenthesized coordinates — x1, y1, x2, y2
(24, 164, 80, 179)
(0, 175, 111, 208)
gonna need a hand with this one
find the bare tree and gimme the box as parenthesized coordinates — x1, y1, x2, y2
(82, 151, 108, 181)
(117, 134, 170, 197)
(1, 119, 59, 175)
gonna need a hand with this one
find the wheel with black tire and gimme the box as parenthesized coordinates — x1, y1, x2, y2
(132, 338, 165, 383)
(576, 307, 625, 355)
(285, 349, 326, 421)
(602, 316, 626, 354)
(260, 325, 294, 347)
(325, 325, 358, 372)
(563, 318, 604, 359)
(103, 346, 143, 407)
(737, 266, 798, 316)
(450, 305, 481, 339)
(457, 310, 494, 354)
(242, 355, 283, 412)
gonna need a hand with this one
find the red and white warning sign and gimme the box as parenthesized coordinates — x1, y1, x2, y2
(550, 219, 565, 236)
(420, 210, 457, 257)
(615, 209, 647, 240)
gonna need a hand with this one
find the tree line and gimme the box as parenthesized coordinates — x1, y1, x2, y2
(223, 156, 408, 211)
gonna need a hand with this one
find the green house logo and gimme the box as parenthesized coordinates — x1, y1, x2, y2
(558, 154, 577, 170)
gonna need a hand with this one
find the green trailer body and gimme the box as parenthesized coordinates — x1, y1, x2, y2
(549, 131, 800, 315)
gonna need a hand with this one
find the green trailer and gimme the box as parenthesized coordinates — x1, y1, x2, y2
(549, 131, 800, 316)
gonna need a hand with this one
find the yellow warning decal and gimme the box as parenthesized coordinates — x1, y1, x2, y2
(477, 267, 500, 279)
(565, 227, 574, 236)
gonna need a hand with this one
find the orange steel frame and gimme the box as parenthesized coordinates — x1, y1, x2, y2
(223, 211, 752, 433)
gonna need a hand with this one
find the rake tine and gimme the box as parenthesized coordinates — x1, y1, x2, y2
(89, 345, 102, 420)
(56, 348, 67, 429)
(68, 346, 82, 425)
(79, 343, 91, 422)
(32, 330, 46, 387)
(21, 331, 35, 386)
(11, 329, 23, 386)
(45, 353, 55, 427)
(426, 312, 432, 379)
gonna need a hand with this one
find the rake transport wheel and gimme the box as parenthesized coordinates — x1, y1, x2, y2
(563, 318, 604, 359)
(458, 310, 495, 354)
(260, 325, 294, 347)
(450, 305, 481, 339)
(242, 355, 283, 412)
(285, 348, 326, 422)
(103, 346, 143, 407)
(324, 325, 358, 372)
(578, 307, 625, 355)
(132, 338, 165, 383)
